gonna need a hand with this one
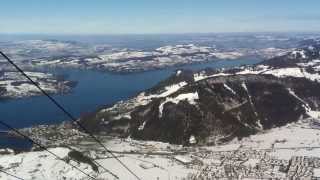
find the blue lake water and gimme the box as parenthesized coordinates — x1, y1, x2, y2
(0, 58, 261, 149)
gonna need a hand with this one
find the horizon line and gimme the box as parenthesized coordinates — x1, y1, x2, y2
(1, 30, 320, 36)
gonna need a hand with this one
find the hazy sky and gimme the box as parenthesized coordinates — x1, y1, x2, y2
(1, 0, 320, 34)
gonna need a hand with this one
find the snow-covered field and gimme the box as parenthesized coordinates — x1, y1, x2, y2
(31, 44, 251, 73)
(0, 147, 96, 180)
(25, 43, 287, 74)
(1, 117, 320, 179)
(0, 37, 297, 74)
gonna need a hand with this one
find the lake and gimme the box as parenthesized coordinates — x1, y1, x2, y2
(0, 58, 261, 149)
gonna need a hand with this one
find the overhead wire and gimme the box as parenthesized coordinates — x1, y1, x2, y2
(0, 120, 97, 180)
(0, 51, 141, 180)
(0, 168, 25, 180)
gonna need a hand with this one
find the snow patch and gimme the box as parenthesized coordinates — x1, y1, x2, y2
(241, 82, 262, 128)
(159, 92, 199, 117)
(193, 72, 231, 82)
(189, 135, 197, 144)
(263, 67, 320, 82)
(287, 88, 320, 120)
(138, 121, 147, 131)
(176, 70, 182, 76)
(223, 83, 236, 95)
(211, 51, 244, 59)
(291, 50, 307, 59)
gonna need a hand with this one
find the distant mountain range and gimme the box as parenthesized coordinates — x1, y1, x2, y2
(0, 34, 302, 73)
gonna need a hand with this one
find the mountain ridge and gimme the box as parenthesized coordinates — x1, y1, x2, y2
(85, 39, 320, 145)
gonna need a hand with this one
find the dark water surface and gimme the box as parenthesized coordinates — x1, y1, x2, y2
(0, 58, 261, 149)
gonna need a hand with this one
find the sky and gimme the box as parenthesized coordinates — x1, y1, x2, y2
(1, 0, 320, 34)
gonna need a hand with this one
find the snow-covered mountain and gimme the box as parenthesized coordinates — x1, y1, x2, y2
(87, 39, 320, 146)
